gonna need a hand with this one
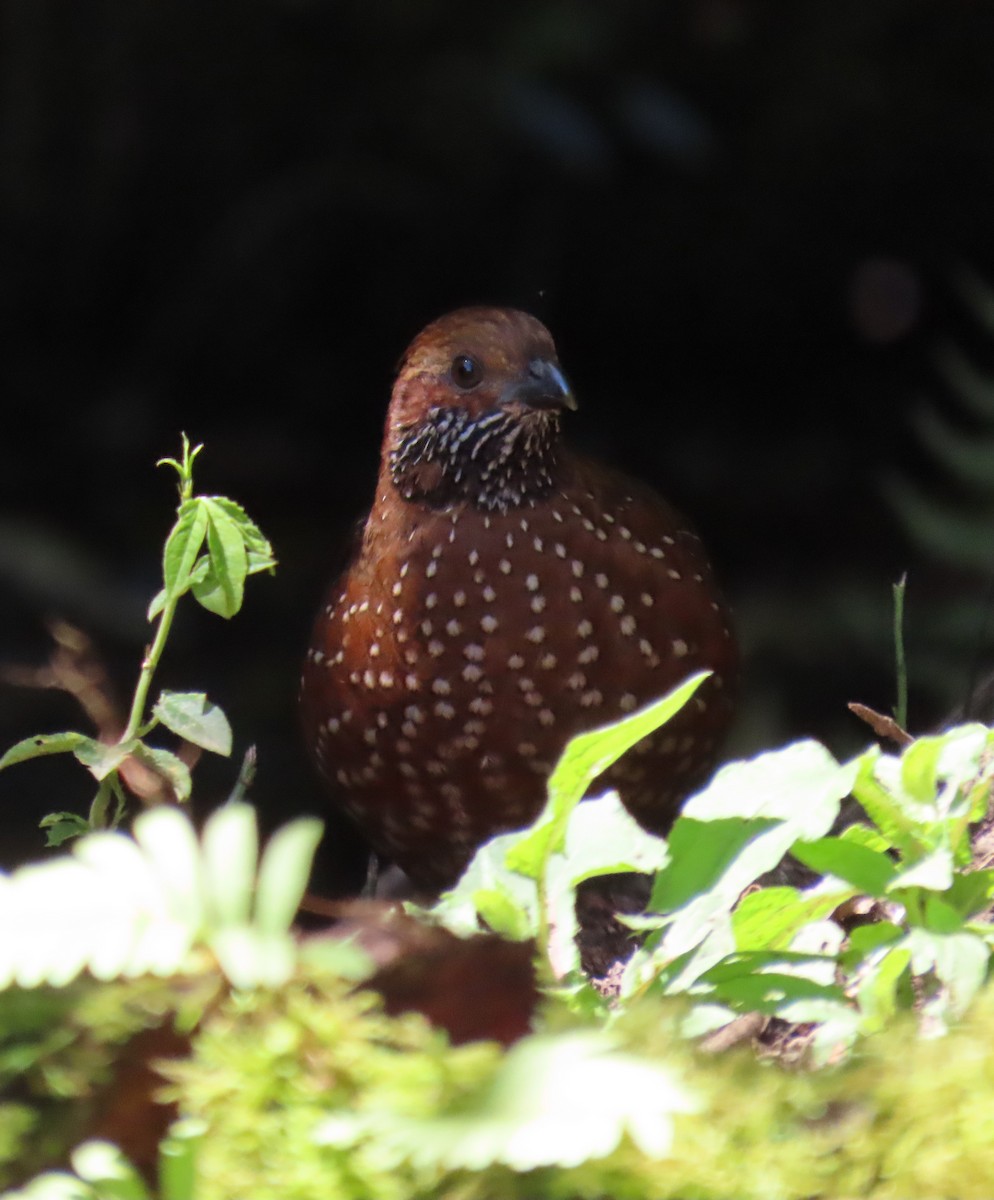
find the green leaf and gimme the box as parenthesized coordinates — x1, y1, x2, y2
(857, 944, 913, 1031)
(684, 738, 861, 835)
(190, 499, 249, 617)
(204, 496, 277, 574)
(888, 846, 954, 893)
(839, 821, 893, 854)
(650, 816, 780, 912)
(162, 499, 209, 600)
(946, 868, 994, 918)
(0, 731, 94, 771)
(840, 921, 903, 970)
(39, 812, 91, 847)
(907, 928, 990, 1017)
(254, 817, 324, 935)
(506, 672, 709, 879)
(792, 836, 898, 896)
(70, 1140, 152, 1200)
(732, 885, 850, 952)
(158, 1119, 206, 1200)
(201, 802, 259, 927)
(316, 1031, 698, 1170)
(472, 888, 535, 940)
(851, 750, 925, 857)
(129, 744, 192, 803)
(153, 691, 233, 756)
(73, 739, 137, 781)
(432, 834, 540, 939)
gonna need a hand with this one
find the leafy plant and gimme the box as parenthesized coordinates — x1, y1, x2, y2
(0, 436, 276, 845)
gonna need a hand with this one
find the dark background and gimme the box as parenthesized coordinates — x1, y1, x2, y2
(4, 0, 994, 883)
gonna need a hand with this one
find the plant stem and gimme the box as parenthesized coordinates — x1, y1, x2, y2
(893, 573, 908, 729)
(121, 593, 180, 743)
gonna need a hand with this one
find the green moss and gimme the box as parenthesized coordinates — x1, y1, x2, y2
(165, 969, 501, 1200)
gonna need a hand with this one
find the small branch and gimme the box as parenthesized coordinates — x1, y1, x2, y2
(848, 701, 914, 747)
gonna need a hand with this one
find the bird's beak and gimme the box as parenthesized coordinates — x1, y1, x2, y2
(501, 358, 577, 412)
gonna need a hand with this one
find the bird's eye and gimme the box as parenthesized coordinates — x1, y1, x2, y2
(450, 354, 483, 390)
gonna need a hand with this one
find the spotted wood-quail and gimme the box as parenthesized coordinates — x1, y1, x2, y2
(301, 307, 737, 888)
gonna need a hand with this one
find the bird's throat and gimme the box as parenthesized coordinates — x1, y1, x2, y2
(388, 406, 561, 513)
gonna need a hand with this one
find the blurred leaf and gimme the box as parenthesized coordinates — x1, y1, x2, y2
(162, 499, 209, 599)
(153, 691, 233, 756)
(793, 837, 898, 897)
(0, 731, 93, 771)
(130, 744, 192, 803)
(254, 817, 324, 935)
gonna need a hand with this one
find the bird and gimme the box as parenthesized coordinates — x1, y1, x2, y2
(300, 307, 737, 890)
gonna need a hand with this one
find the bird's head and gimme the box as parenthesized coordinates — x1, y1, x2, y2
(385, 307, 575, 513)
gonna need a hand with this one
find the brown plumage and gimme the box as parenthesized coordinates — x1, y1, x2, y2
(301, 307, 737, 889)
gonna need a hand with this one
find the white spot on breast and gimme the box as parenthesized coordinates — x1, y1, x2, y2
(482, 585, 497, 602)
(362, 670, 376, 688)
(650, 547, 665, 559)
(404, 673, 419, 690)
(508, 653, 526, 669)
(464, 718, 486, 735)
(571, 560, 584, 578)
(434, 702, 455, 720)
(401, 721, 417, 739)
(518, 742, 536, 757)
(326, 716, 340, 733)
(468, 549, 479, 566)
(421, 619, 433, 636)
(428, 640, 445, 658)
(464, 643, 485, 661)
(581, 690, 603, 707)
(379, 671, 394, 688)
(506, 532, 515, 548)
(363, 728, 377, 746)
(470, 697, 494, 716)
(619, 526, 632, 540)
(526, 573, 539, 591)
(446, 619, 462, 637)
(569, 587, 583, 603)
(538, 708, 556, 727)
(533, 536, 544, 552)
(595, 573, 609, 589)
(400, 562, 410, 578)
(454, 591, 467, 608)
(578, 645, 599, 664)
(432, 678, 452, 696)
(462, 663, 483, 682)
(391, 581, 403, 597)
(393, 609, 404, 624)
(425, 560, 438, 578)
(399, 762, 418, 779)
(639, 639, 656, 658)
(667, 569, 682, 581)
(426, 593, 438, 609)
(619, 693, 638, 711)
(531, 596, 547, 613)
(672, 639, 689, 657)
(610, 595, 625, 613)
(539, 652, 557, 669)
(641, 593, 654, 607)
(620, 615, 637, 636)
(369, 642, 380, 658)
(634, 541, 647, 554)
(404, 649, 418, 666)
(567, 671, 586, 690)
(582, 518, 595, 532)
(499, 558, 512, 575)
(480, 614, 499, 633)
(526, 626, 546, 644)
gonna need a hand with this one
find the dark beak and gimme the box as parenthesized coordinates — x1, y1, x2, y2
(501, 358, 577, 412)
